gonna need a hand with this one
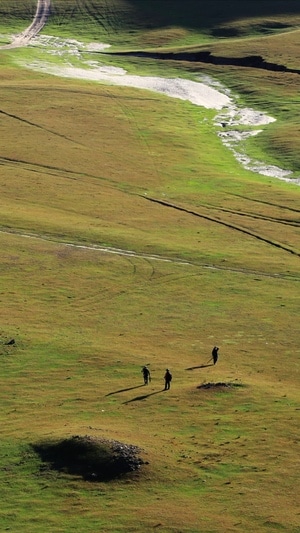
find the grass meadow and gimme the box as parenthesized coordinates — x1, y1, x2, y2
(0, 1, 299, 531)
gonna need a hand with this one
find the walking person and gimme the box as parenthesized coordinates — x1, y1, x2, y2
(212, 346, 219, 365)
(164, 369, 172, 390)
(142, 365, 151, 385)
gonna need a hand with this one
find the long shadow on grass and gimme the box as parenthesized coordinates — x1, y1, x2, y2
(106, 385, 145, 396)
(126, 0, 300, 32)
(123, 389, 165, 404)
(186, 364, 214, 370)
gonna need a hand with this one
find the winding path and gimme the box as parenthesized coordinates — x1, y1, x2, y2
(1, 0, 51, 49)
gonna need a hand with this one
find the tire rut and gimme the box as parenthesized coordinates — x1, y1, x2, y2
(81, 0, 112, 34)
(201, 202, 300, 228)
(0, 109, 85, 147)
(0, 155, 124, 189)
(229, 193, 300, 214)
(0, 227, 299, 282)
(141, 196, 300, 258)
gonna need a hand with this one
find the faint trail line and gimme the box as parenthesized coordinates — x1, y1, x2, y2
(0, 0, 51, 49)
(0, 227, 299, 282)
(0, 109, 85, 147)
(140, 196, 300, 258)
(0, 227, 188, 265)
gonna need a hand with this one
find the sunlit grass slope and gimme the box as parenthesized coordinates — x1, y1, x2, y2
(2, 0, 299, 172)
(1, 229, 299, 532)
(0, 1, 299, 532)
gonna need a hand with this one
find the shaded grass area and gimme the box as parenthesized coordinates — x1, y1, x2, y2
(1, 0, 300, 47)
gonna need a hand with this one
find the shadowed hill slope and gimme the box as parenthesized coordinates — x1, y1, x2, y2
(1, 0, 300, 43)
(123, 0, 300, 33)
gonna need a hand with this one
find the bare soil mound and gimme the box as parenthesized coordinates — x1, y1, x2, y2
(33, 435, 145, 481)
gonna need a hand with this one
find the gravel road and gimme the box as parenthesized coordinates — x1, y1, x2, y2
(0, 0, 51, 49)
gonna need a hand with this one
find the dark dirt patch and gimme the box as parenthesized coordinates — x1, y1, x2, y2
(32, 435, 145, 481)
(197, 381, 244, 390)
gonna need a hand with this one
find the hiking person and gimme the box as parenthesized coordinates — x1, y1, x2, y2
(142, 366, 151, 385)
(164, 369, 172, 390)
(212, 346, 219, 365)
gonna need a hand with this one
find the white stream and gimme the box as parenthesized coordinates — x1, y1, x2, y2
(2, 31, 299, 184)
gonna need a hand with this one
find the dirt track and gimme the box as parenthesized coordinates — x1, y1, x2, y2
(1, 0, 50, 49)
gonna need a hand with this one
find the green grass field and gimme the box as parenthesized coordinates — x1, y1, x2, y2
(0, 1, 299, 531)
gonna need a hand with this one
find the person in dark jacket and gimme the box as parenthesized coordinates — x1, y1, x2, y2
(164, 369, 172, 390)
(212, 346, 219, 365)
(142, 366, 151, 385)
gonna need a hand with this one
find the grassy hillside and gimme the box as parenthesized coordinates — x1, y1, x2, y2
(2, 0, 299, 172)
(1, 1, 300, 45)
(0, 2, 299, 532)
